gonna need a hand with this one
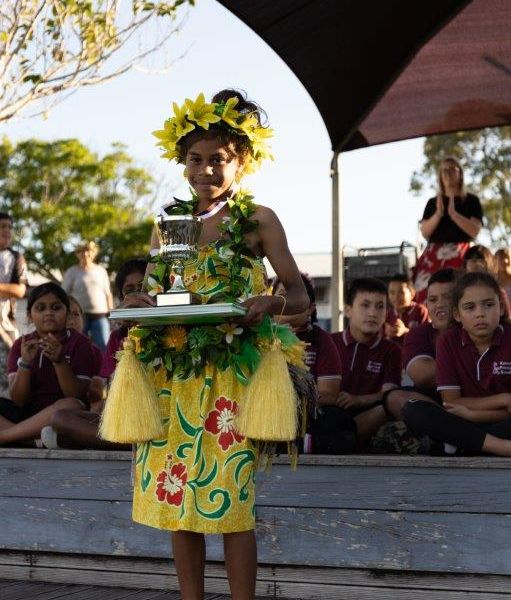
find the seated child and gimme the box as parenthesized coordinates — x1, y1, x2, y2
(402, 271, 511, 456)
(273, 274, 353, 453)
(40, 259, 147, 449)
(385, 273, 429, 344)
(384, 268, 458, 419)
(464, 244, 511, 319)
(0, 283, 96, 446)
(331, 278, 402, 444)
(67, 295, 103, 375)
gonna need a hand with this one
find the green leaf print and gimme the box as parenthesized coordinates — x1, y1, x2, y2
(188, 483, 231, 519)
(225, 449, 255, 503)
(176, 442, 194, 459)
(176, 402, 201, 437)
(194, 459, 218, 488)
(136, 434, 169, 493)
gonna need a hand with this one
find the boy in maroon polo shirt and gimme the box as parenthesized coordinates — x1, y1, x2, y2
(385, 273, 429, 344)
(402, 272, 511, 456)
(331, 278, 401, 443)
(384, 268, 458, 421)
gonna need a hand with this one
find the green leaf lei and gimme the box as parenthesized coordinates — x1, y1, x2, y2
(134, 189, 303, 384)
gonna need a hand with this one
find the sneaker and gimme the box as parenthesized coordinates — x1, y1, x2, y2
(40, 425, 60, 449)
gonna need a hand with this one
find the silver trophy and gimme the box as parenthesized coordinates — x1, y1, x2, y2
(154, 214, 203, 306)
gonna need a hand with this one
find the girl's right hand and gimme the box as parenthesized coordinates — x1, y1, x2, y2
(435, 195, 444, 217)
(20, 336, 39, 364)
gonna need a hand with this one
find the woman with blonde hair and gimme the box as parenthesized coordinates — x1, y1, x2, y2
(62, 241, 113, 352)
(413, 157, 484, 303)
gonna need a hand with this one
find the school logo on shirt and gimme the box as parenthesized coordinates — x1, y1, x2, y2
(492, 361, 511, 375)
(366, 360, 382, 374)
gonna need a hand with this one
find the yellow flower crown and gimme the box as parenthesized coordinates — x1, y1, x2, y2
(153, 93, 273, 176)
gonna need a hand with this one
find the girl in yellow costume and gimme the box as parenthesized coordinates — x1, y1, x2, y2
(125, 89, 308, 600)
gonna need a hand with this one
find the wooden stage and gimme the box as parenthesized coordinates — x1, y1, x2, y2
(0, 579, 239, 599)
(1, 448, 511, 599)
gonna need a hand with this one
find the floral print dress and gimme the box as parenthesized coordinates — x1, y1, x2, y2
(131, 244, 268, 533)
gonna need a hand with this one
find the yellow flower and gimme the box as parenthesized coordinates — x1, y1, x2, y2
(185, 93, 221, 130)
(172, 101, 195, 137)
(217, 321, 243, 344)
(162, 326, 187, 351)
(219, 97, 241, 128)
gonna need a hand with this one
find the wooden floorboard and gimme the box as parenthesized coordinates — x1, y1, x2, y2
(0, 579, 259, 599)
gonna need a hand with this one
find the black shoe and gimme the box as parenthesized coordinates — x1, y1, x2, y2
(417, 435, 445, 456)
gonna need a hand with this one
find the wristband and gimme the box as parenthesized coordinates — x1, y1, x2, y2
(17, 357, 31, 370)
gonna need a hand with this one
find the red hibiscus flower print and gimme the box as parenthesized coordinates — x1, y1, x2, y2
(155, 462, 187, 506)
(204, 396, 244, 451)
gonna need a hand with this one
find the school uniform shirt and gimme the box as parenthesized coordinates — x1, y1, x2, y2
(7, 329, 97, 414)
(331, 329, 402, 395)
(436, 324, 511, 397)
(296, 324, 342, 383)
(402, 321, 438, 372)
(100, 327, 126, 379)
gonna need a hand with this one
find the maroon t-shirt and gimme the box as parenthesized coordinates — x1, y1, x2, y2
(332, 329, 402, 395)
(100, 327, 126, 379)
(7, 329, 97, 413)
(436, 324, 511, 397)
(296, 324, 342, 383)
(402, 322, 438, 371)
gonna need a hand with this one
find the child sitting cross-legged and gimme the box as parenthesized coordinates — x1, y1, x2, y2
(40, 259, 147, 449)
(375, 268, 457, 454)
(385, 273, 429, 344)
(0, 283, 97, 446)
(331, 278, 402, 446)
(273, 274, 355, 453)
(402, 271, 511, 456)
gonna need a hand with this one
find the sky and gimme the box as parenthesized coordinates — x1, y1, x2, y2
(0, 0, 430, 256)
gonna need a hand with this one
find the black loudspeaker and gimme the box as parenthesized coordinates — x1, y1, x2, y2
(344, 242, 416, 285)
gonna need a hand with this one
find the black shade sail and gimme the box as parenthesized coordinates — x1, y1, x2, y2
(217, 0, 511, 152)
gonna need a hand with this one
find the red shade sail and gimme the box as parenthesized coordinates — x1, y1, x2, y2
(217, 0, 511, 151)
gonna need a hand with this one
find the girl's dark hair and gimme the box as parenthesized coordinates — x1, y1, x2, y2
(178, 89, 267, 162)
(453, 271, 503, 311)
(27, 282, 70, 313)
(272, 273, 318, 324)
(114, 258, 148, 299)
(67, 295, 84, 315)
(464, 244, 496, 274)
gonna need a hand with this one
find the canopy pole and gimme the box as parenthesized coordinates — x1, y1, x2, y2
(330, 150, 343, 332)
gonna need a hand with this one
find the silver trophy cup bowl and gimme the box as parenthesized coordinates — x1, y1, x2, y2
(154, 214, 203, 306)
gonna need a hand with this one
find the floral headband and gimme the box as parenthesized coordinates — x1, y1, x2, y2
(153, 93, 273, 176)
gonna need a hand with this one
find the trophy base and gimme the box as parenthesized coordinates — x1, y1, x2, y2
(156, 292, 202, 307)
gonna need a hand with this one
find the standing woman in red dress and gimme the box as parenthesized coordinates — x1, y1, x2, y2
(413, 157, 483, 303)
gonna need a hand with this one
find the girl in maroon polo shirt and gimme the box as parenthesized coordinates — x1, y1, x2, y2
(41, 258, 147, 449)
(0, 283, 96, 446)
(403, 272, 511, 456)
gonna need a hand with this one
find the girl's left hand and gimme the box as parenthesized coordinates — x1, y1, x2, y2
(238, 295, 282, 325)
(444, 403, 474, 421)
(447, 197, 457, 218)
(40, 333, 64, 363)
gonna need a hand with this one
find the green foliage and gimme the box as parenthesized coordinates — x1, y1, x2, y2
(410, 127, 511, 244)
(0, 1, 194, 122)
(0, 137, 155, 279)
